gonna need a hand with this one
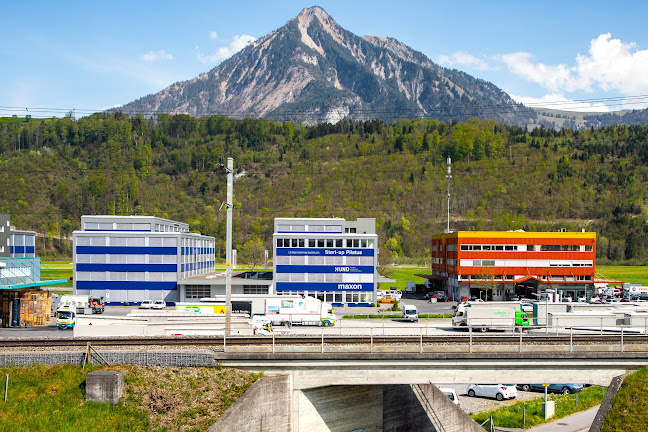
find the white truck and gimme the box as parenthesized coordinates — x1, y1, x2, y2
(452, 302, 529, 332)
(263, 296, 336, 326)
(56, 304, 77, 329)
(402, 304, 418, 322)
(58, 295, 104, 315)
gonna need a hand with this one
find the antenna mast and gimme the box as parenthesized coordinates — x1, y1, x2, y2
(445, 157, 452, 233)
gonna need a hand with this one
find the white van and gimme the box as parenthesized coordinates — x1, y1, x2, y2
(402, 305, 418, 322)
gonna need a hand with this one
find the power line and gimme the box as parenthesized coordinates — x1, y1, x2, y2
(2, 94, 648, 120)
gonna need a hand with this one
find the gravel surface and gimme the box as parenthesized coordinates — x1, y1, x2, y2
(439, 384, 545, 414)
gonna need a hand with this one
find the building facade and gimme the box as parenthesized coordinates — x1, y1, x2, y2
(273, 217, 378, 306)
(430, 230, 597, 301)
(0, 214, 39, 288)
(73, 215, 215, 305)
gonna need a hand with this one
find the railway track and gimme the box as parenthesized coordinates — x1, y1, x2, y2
(1, 334, 647, 348)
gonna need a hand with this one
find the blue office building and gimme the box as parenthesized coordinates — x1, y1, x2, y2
(73, 215, 215, 305)
(273, 217, 378, 306)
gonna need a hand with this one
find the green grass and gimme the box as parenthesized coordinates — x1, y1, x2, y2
(597, 265, 648, 286)
(601, 366, 648, 432)
(0, 364, 260, 432)
(0, 365, 149, 432)
(470, 385, 606, 429)
(380, 265, 429, 290)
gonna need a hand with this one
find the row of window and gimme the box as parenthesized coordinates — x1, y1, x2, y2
(275, 255, 374, 266)
(277, 291, 373, 303)
(77, 236, 178, 247)
(276, 273, 374, 283)
(76, 254, 177, 264)
(458, 274, 593, 282)
(456, 244, 593, 252)
(76, 271, 177, 282)
(276, 238, 375, 248)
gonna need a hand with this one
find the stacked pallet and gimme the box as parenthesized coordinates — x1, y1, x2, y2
(19, 290, 52, 327)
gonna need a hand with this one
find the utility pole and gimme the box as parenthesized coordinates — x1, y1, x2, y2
(445, 156, 452, 234)
(225, 158, 233, 337)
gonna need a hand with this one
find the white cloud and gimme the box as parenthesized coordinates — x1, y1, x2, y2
(510, 93, 612, 112)
(141, 50, 174, 62)
(502, 33, 648, 96)
(438, 52, 492, 71)
(209, 31, 218, 40)
(196, 34, 255, 64)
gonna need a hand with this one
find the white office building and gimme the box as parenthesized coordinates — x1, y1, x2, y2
(273, 217, 378, 306)
(73, 215, 215, 305)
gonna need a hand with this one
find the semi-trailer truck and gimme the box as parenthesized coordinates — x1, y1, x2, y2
(263, 296, 336, 326)
(452, 302, 529, 332)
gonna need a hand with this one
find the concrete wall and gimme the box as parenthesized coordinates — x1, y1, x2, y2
(297, 385, 382, 432)
(208, 374, 292, 432)
(383, 384, 483, 432)
(589, 374, 625, 432)
(85, 370, 125, 404)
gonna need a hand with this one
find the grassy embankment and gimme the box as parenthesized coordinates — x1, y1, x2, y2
(601, 366, 648, 432)
(382, 265, 648, 290)
(597, 265, 648, 286)
(0, 364, 260, 432)
(470, 385, 606, 429)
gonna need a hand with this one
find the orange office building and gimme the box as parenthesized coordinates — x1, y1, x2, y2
(429, 231, 596, 301)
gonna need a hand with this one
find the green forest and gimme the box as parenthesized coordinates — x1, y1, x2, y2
(1, 113, 647, 264)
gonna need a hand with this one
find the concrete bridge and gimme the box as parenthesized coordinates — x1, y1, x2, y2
(210, 350, 645, 431)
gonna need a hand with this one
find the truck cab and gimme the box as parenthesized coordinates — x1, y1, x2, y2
(56, 305, 77, 329)
(402, 305, 418, 322)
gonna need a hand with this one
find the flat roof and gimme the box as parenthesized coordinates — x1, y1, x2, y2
(432, 231, 596, 240)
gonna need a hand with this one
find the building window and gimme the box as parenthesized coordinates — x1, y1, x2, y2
(527, 245, 535, 251)
(186, 286, 211, 299)
(243, 286, 269, 294)
(318, 239, 325, 248)
(309, 239, 316, 247)
(336, 239, 343, 248)
(298, 239, 304, 247)
(482, 260, 495, 266)
(326, 239, 334, 247)
(585, 245, 593, 251)
(460, 245, 469, 251)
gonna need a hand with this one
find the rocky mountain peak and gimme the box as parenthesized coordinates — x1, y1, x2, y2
(115, 7, 535, 126)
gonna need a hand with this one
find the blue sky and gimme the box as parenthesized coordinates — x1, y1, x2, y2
(3, 1, 648, 118)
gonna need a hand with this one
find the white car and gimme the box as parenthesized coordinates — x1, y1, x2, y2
(439, 387, 459, 406)
(139, 300, 153, 309)
(151, 300, 166, 309)
(466, 384, 517, 401)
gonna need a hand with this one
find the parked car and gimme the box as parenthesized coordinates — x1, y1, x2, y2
(431, 293, 448, 302)
(505, 292, 520, 301)
(151, 300, 167, 309)
(139, 300, 153, 309)
(516, 384, 583, 395)
(466, 384, 517, 401)
(439, 387, 459, 406)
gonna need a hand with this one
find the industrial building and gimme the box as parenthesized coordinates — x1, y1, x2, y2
(73, 215, 215, 305)
(1, 214, 64, 327)
(177, 217, 383, 307)
(428, 230, 597, 301)
(272, 217, 379, 306)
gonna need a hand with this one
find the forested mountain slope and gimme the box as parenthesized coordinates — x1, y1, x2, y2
(1, 114, 647, 263)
